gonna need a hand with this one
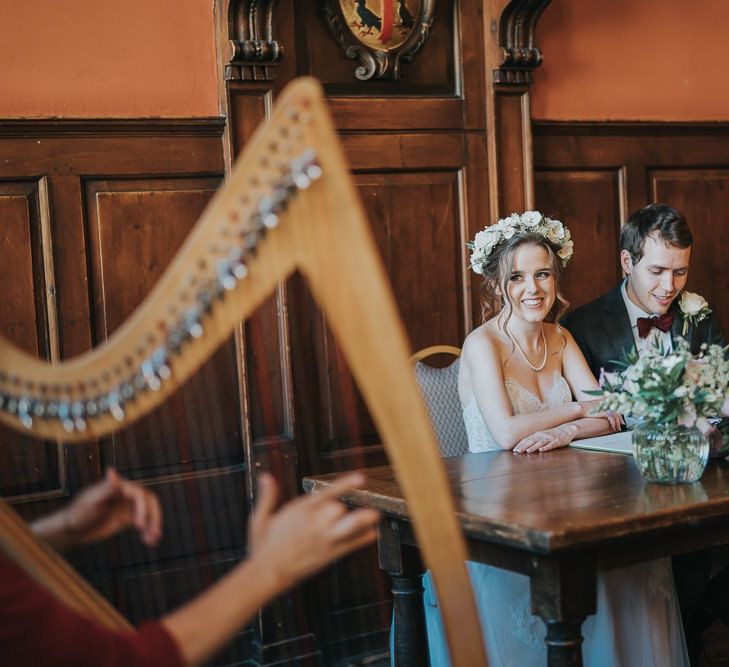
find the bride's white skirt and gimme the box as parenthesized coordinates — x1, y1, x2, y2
(418, 557, 688, 667)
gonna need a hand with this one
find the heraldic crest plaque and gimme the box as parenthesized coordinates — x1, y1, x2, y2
(320, 0, 435, 81)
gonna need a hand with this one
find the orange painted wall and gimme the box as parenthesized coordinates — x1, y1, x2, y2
(532, 0, 729, 121)
(0, 0, 218, 118)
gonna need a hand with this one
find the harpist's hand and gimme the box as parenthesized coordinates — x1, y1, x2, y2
(247, 472, 379, 591)
(32, 468, 162, 551)
(513, 424, 578, 454)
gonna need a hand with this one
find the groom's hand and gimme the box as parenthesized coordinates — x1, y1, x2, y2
(578, 400, 624, 432)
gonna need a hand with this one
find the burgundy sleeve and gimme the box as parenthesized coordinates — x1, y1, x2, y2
(1, 552, 184, 667)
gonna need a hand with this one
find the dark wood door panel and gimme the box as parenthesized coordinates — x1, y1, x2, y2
(0, 180, 51, 356)
(83, 178, 222, 339)
(0, 179, 64, 499)
(291, 170, 467, 467)
(82, 176, 243, 477)
(356, 171, 466, 349)
(651, 168, 729, 337)
(535, 168, 624, 311)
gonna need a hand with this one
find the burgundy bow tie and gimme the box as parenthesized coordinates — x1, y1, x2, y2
(636, 312, 674, 339)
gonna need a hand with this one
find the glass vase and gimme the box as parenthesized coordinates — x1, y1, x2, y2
(632, 423, 710, 484)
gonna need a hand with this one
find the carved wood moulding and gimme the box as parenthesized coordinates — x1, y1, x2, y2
(494, 0, 551, 85)
(320, 0, 435, 81)
(225, 0, 283, 81)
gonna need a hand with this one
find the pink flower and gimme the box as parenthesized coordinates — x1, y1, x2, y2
(678, 406, 697, 428)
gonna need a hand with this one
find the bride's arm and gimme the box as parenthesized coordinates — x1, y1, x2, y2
(554, 327, 619, 438)
(464, 331, 582, 450)
(511, 330, 621, 453)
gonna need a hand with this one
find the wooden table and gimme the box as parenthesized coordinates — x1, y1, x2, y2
(304, 449, 729, 666)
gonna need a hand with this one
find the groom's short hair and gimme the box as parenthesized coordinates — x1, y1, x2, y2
(620, 203, 693, 265)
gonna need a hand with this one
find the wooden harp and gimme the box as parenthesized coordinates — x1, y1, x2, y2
(0, 78, 487, 667)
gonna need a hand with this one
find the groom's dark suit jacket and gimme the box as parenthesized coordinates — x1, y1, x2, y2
(561, 284, 726, 380)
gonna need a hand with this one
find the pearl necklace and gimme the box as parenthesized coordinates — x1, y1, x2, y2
(506, 326, 548, 372)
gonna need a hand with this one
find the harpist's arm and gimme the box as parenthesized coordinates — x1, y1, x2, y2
(22, 471, 377, 667)
(162, 473, 378, 666)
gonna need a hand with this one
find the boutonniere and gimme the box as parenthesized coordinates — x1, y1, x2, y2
(678, 291, 711, 335)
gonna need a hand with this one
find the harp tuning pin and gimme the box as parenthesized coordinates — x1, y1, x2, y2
(108, 390, 125, 422)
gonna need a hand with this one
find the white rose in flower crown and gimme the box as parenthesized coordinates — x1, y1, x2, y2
(546, 220, 565, 242)
(678, 291, 711, 335)
(470, 250, 486, 275)
(557, 239, 574, 262)
(522, 210, 542, 227)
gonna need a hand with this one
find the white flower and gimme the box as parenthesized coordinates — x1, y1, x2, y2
(473, 229, 490, 248)
(661, 354, 682, 371)
(546, 220, 566, 242)
(624, 380, 639, 395)
(557, 239, 574, 262)
(521, 211, 542, 227)
(679, 291, 709, 316)
(470, 250, 485, 275)
(501, 224, 515, 239)
(678, 291, 711, 335)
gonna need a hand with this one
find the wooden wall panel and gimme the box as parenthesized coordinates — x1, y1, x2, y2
(0, 179, 63, 498)
(0, 181, 49, 356)
(535, 169, 624, 310)
(652, 169, 729, 337)
(0, 121, 257, 663)
(534, 123, 729, 338)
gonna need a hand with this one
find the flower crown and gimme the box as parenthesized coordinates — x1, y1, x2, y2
(466, 211, 574, 276)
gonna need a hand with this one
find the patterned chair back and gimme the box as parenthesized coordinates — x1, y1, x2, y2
(412, 346, 469, 458)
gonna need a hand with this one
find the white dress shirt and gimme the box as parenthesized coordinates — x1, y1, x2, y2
(621, 280, 673, 355)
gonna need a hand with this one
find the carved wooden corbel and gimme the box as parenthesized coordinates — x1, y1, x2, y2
(225, 0, 283, 81)
(493, 0, 551, 84)
(320, 0, 436, 81)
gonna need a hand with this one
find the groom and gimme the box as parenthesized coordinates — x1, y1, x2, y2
(562, 203, 724, 377)
(562, 202, 726, 660)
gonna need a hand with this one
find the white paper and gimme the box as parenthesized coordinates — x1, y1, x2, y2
(569, 430, 633, 455)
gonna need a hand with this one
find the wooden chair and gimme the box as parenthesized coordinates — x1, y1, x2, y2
(411, 346, 469, 458)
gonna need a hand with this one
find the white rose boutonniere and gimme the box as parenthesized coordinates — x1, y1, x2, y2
(678, 291, 711, 336)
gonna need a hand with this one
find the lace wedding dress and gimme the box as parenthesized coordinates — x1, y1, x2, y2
(421, 372, 689, 667)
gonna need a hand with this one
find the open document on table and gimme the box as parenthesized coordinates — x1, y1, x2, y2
(570, 430, 633, 454)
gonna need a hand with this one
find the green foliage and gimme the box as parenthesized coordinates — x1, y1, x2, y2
(593, 340, 729, 429)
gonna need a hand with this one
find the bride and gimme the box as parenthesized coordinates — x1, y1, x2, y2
(422, 213, 688, 666)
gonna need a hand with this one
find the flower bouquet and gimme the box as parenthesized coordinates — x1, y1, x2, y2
(589, 340, 729, 483)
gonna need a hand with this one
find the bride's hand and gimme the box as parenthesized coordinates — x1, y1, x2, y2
(513, 424, 578, 454)
(577, 400, 623, 432)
